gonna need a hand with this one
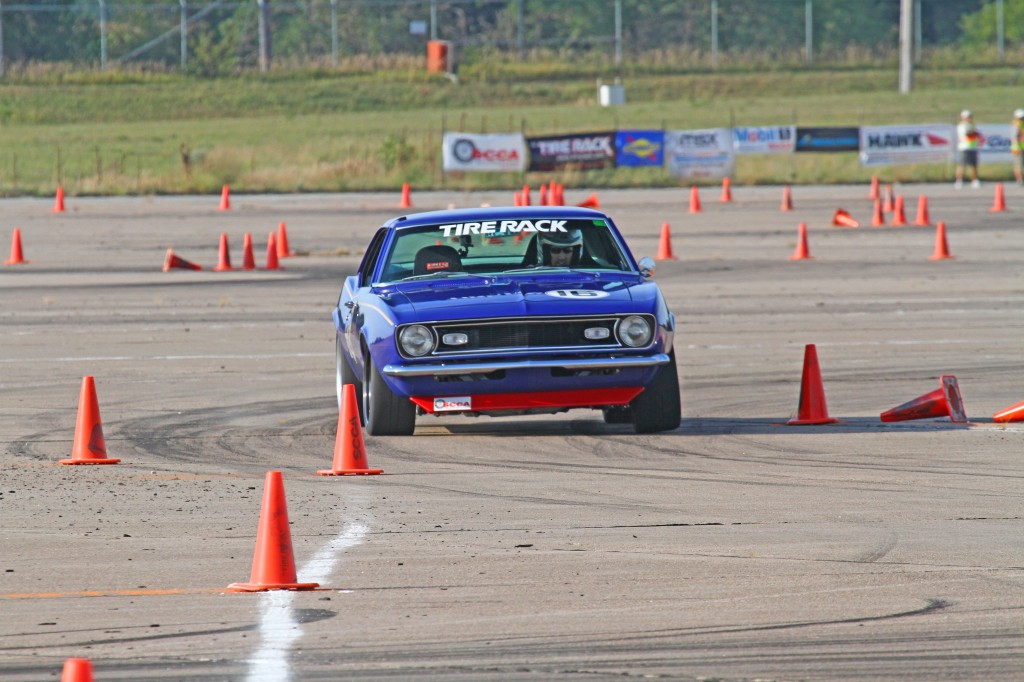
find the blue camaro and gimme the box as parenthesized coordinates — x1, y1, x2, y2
(333, 206, 680, 435)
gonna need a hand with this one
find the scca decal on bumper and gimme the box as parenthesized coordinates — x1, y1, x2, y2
(433, 396, 472, 412)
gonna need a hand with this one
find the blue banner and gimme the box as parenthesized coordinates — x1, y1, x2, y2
(615, 130, 664, 167)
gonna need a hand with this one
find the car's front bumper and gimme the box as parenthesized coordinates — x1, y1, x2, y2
(382, 353, 671, 377)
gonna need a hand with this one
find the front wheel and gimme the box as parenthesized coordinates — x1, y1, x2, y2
(362, 353, 416, 436)
(336, 337, 364, 421)
(630, 350, 681, 434)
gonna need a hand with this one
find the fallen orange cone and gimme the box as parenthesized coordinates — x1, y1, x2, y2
(227, 471, 320, 592)
(162, 248, 202, 271)
(576, 192, 600, 209)
(5, 227, 26, 265)
(318, 384, 383, 476)
(929, 221, 953, 260)
(656, 222, 677, 260)
(60, 658, 94, 682)
(213, 232, 233, 271)
(788, 344, 837, 425)
(789, 222, 812, 261)
(881, 375, 967, 423)
(993, 400, 1024, 423)
(218, 184, 231, 211)
(832, 209, 859, 228)
(61, 376, 120, 465)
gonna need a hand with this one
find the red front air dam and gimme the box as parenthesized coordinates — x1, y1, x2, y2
(410, 387, 643, 414)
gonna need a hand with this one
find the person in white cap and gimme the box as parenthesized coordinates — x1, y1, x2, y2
(955, 109, 981, 189)
(1013, 109, 1024, 185)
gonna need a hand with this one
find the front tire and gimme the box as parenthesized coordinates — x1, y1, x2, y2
(336, 337, 364, 420)
(362, 353, 416, 436)
(630, 350, 681, 434)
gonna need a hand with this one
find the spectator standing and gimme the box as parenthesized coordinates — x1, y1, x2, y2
(1013, 109, 1024, 186)
(955, 109, 981, 189)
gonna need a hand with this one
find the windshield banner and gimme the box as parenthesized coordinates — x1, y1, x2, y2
(732, 125, 796, 154)
(859, 124, 954, 167)
(443, 133, 527, 173)
(615, 130, 665, 167)
(527, 133, 616, 171)
(665, 128, 735, 179)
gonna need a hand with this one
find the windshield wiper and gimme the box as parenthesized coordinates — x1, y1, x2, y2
(501, 266, 574, 274)
(400, 271, 487, 282)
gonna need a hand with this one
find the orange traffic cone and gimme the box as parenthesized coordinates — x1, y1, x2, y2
(522, 185, 531, 206)
(227, 471, 320, 592)
(576, 192, 600, 209)
(513, 191, 522, 207)
(53, 186, 66, 213)
(5, 228, 26, 265)
(720, 176, 733, 203)
(788, 344, 837, 425)
(554, 183, 564, 206)
(277, 221, 295, 258)
(213, 232, 233, 271)
(241, 233, 256, 270)
(990, 182, 1006, 212)
(656, 223, 677, 260)
(929, 221, 953, 260)
(868, 175, 880, 200)
(890, 195, 907, 226)
(60, 658, 94, 682)
(871, 199, 886, 227)
(832, 209, 860, 228)
(400, 182, 412, 209)
(218, 184, 231, 211)
(60, 376, 120, 465)
(881, 375, 967, 423)
(780, 186, 793, 212)
(913, 195, 931, 226)
(318, 384, 383, 476)
(265, 232, 281, 270)
(539, 184, 549, 206)
(688, 186, 701, 213)
(549, 180, 557, 205)
(882, 184, 894, 213)
(993, 400, 1024, 423)
(162, 248, 202, 272)
(789, 222, 812, 261)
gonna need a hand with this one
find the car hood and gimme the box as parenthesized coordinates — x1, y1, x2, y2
(377, 274, 653, 322)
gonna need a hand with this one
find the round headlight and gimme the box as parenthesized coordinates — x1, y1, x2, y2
(399, 325, 435, 357)
(618, 315, 652, 348)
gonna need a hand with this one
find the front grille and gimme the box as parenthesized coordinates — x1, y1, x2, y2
(432, 317, 621, 355)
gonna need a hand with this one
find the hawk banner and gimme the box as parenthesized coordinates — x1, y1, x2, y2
(859, 125, 953, 166)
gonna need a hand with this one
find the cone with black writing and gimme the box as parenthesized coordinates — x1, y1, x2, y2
(5, 228, 26, 265)
(993, 400, 1024, 423)
(720, 177, 733, 203)
(162, 248, 202, 271)
(656, 222, 677, 260)
(789, 222, 812, 261)
(832, 209, 859, 228)
(213, 232, 233, 271)
(218, 184, 231, 211)
(318, 384, 383, 475)
(929, 221, 953, 260)
(60, 658, 94, 682)
(227, 471, 320, 592)
(881, 375, 967, 423)
(61, 376, 120, 465)
(787, 344, 838, 425)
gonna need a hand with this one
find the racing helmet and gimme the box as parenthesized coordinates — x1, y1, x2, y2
(1015, 108, 1024, 120)
(539, 228, 584, 265)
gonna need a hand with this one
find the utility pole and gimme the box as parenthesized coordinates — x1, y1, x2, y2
(997, 0, 1005, 63)
(0, 1, 5, 78)
(99, 0, 108, 70)
(257, 0, 271, 72)
(517, 0, 525, 60)
(614, 0, 622, 67)
(331, 0, 339, 67)
(180, 0, 187, 71)
(710, 0, 718, 69)
(430, 0, 437, 41)
(804, 0, 812, 65)
(899, 0, 913, 94)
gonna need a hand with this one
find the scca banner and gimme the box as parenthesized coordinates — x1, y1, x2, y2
(859, 124, 953, 167)
(527, 133, 615, 172)
(732, 125, 796, 154)
(665, 128, 734, 179)
(615, 130, 664, 167)
(443, 132, 526, 173)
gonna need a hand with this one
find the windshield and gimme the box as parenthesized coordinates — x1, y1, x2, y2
(377, 217, 632, 283)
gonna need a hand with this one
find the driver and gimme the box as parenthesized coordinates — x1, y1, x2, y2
(540, 228, 584, 267)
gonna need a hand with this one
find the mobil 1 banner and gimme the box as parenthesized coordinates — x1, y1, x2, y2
(859, 124, 954, 166)
(665, 128, 734, 179)
(443, 132, 527, 173)
(732, 125, 795, 154)
(795, 127, 860, 153)
(527, 133, 615, 172)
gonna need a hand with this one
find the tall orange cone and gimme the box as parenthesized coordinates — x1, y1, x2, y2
(5, 228, 26, 265)
(241, 233, 256, 270)
(522, 185, 531, 206)
(720, 176, 733, 203)
(832, 209, 859, 228)
(780, 185, 793, 211)
(871, 198, 886, 227)
(61, 658, 94, 682)
(554, 183, 564, 206)
(400, 182, 412, 209)
(513, 191, 522, 206)
(890, 195, 908, 226)
(539, 184, 549, 206)
(881, 375, 967, 423)
(227, 471, 320, 592)
(868, 175, 880, 200)
(656, 222, 677, 260)
(882, 184, 894, 213)
(993, 400, 1024, 423)
(218, 184, 231, 211)
(688, 186, 701, 213)
(549, 180, 558, 205)
(913, 195, 931, 226)
(213, 232, 233, 271)
(576, 192, 600, 209)
(990, 182, 1006, 212)
(789, 222, 812, 260)
(929, 221, 953, 260)
(162, 248, 202, 271)
(60, 376, 120, 465)
(318, 384, 383, 476)
(277, 221, 296, 258)
(265, 232, 281, 270)
(788, 344, 838, 425)
(53, 186, 66, 213)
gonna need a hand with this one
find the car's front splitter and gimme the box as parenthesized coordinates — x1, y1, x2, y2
(409, 387, 642, 414)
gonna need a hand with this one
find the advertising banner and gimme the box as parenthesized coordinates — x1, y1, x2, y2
(732, 125, 796, 154)
(443, 132, 526, 173)
(527, 132, 616, 171)
(615, 130, 665, 167)
(975, 124, 1016, 164)
(665, 128, 734, 179)
(795, 127, 860, 153)
(859, 124, 954, 167)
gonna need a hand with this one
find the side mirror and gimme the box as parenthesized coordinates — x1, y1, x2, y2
(638, 257, 655, 280)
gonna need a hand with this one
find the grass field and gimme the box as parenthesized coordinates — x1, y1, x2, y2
(1, 63, 1021, 196)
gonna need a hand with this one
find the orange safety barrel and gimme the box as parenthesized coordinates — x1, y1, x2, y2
(427, 40, 450, 73)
